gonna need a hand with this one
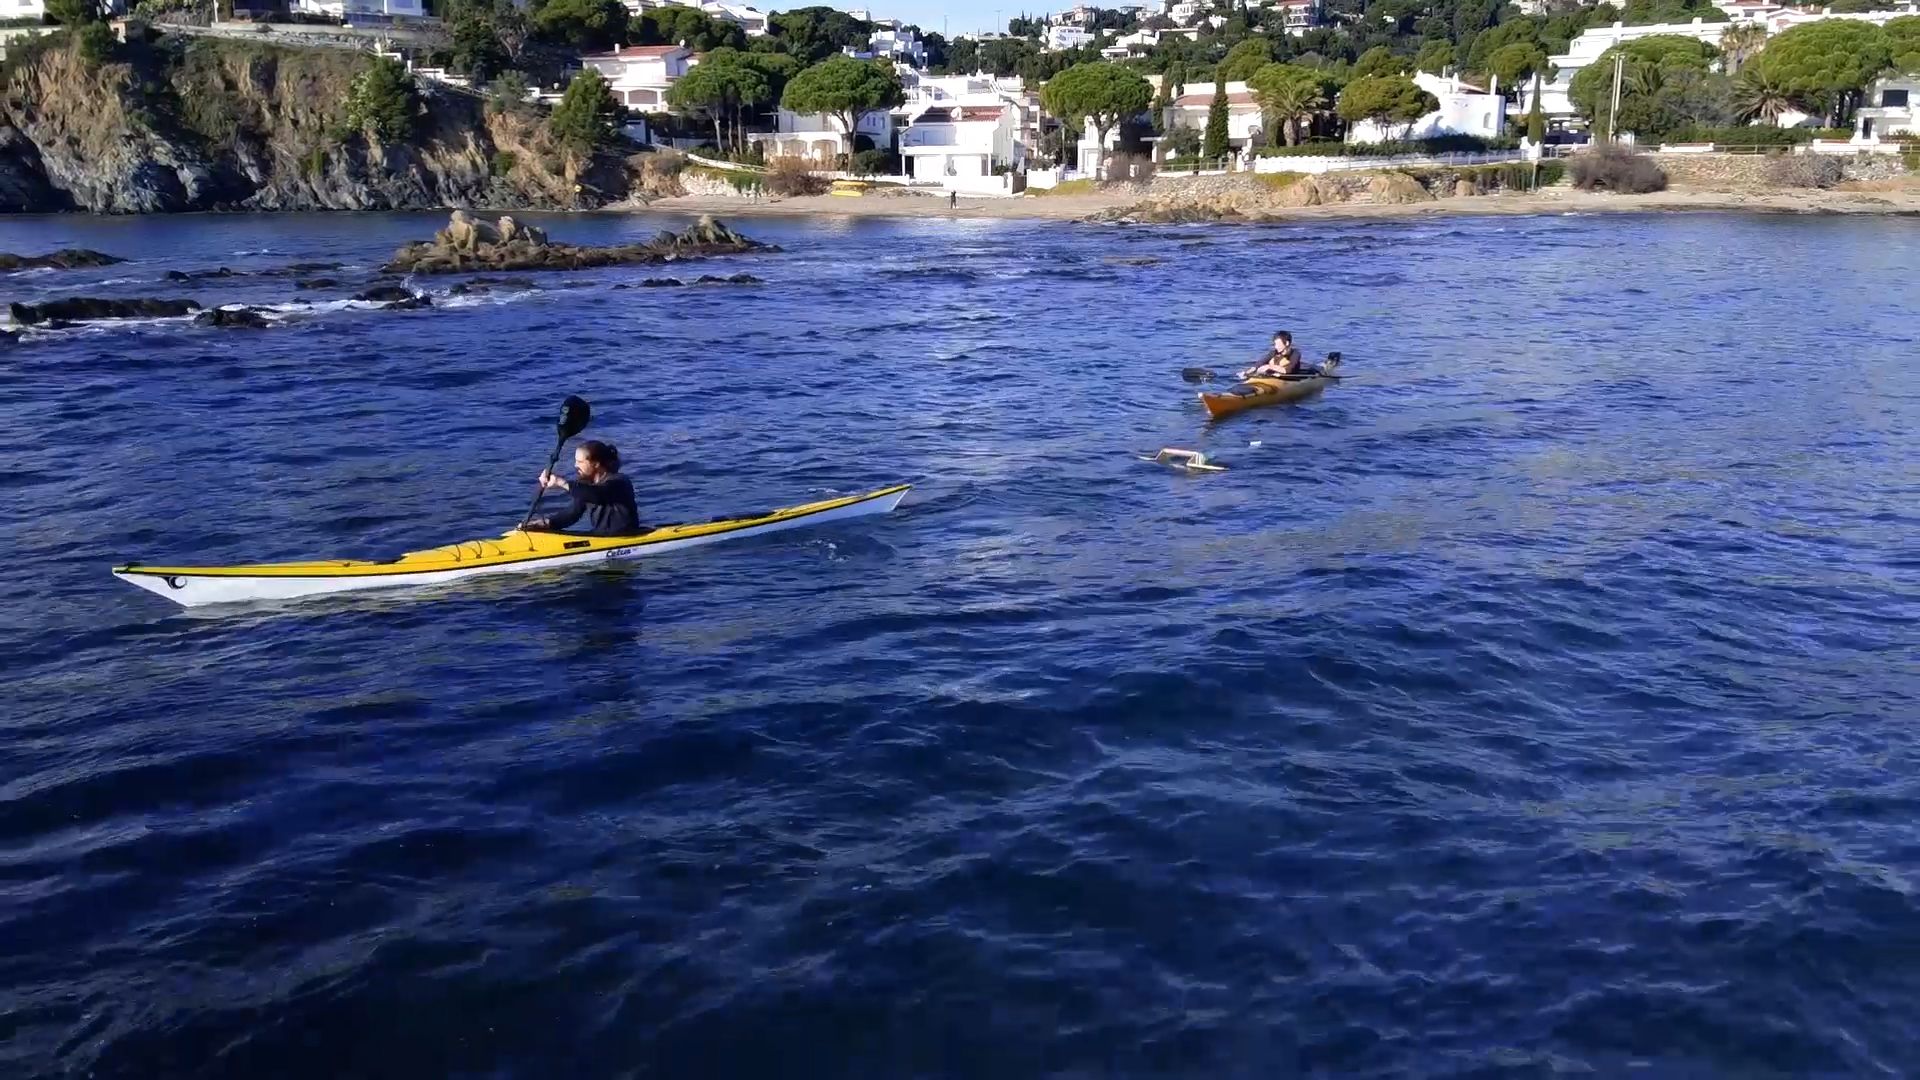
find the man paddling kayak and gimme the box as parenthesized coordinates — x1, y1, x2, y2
(1240, 330, 1307, 379)
(527, 440, 641, 535)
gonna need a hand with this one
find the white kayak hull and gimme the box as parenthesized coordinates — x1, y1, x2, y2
(114, 484, 909, 608)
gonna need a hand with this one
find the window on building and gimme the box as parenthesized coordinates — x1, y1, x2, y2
(1882, 89, 1909, 108)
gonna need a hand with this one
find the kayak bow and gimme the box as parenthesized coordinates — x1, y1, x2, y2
(113, 483, 910, 607)
(1197, 354, 1343, 420)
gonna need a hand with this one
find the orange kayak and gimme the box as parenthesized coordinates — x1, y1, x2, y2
(1198, 356, 1342, 419)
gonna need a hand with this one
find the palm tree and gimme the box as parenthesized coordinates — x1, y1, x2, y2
(1719, 23, 1768, 76)
(1248, 66, 1326, 146)
(1731, 65, 1793, 126)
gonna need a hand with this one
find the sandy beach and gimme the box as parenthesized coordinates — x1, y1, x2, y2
(644, 183, 1920, 222)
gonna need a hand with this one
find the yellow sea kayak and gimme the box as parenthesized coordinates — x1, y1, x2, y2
(113, 483, 910, 607)
(1198, 355, 1343, 419)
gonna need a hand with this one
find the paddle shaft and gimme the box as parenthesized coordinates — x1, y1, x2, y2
(519, 439, 567, 529)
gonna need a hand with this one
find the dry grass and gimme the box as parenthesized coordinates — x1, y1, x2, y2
(1252, 171, 1305, 190)
(1035, 178, 1099, 197)
(764, 156, 828, 196)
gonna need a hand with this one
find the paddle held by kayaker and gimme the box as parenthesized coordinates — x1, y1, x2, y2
(1241, 330, 1306, 379)
(527, 440, 641, 535)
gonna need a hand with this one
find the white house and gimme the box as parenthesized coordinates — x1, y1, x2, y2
(1855, 75, 1918, 142)
(750, 107, 896, 162)
(294, 0, 426, 18)
(1052, 3, 1098, 27)
(582, 44, 692, 110)
(1271, 0, 1321, 34)
(847, 23, 926, 66)
(701, 1, 769, 35)
(1162, 81, 1265, 156)
(1044, 24, 1093, 49)
(899, 100, 1022, 182)
(1348, 71, 1505, 143)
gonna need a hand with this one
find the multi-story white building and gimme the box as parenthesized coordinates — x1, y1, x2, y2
(750, 107, 896, 161)
(293, 0, 426, 18)
(1856, 75, 1918, 142)
(1161, 81, 1265, 155)
(899, 100, 1023, 180)
(1051, 3, 1098, 27)
(581, 44, 693, 111)
(1271, 0, 1321, 35)
(1043, 24, 1094, 49)
(846, 22, 926, 66)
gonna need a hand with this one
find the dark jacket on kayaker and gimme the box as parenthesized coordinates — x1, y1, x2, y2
(1242, 330, 1306, 379)
(528, 440, 642, 536)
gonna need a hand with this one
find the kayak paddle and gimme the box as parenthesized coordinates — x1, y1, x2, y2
(520, 395, 592, 529)
(1180, 367, 1346, 384)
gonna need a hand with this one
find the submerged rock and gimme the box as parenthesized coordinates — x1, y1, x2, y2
(272, 261, 346, 275)
(195, 306, 273, 329)
(294, 277, 341, 290)
(385, 212, 775, 274)
(0, 249, 124, 271)
(165, 267, 240, 281)
(638, 277, 683, 287)
(381, 295, 434, 311)
(8, 297, 201, 325)
(448, 275, 538, 296)
(1103, 255, 1162, 266)
(353, 285, 417, 303)
(694, 273, 763, 284)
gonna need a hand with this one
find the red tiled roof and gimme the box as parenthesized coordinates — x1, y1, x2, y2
(1174, 92, 1258, 106)
(595, 45, 686, 58)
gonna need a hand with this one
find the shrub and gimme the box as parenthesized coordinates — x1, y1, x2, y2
(488, 72, 532, 116)
(550, 68, 620, 152)
(850, 148, 898, 176)
(1665, 126, 1852, 148)
(1537, 160, 1567, 187)
(490, 150, 517, 175)
(763, 155, 827, 196)
(1763, 153, 1844, 188)
(345, 57, 418, 142)
(301, 146, 327, 178)
(76, 20, 118, 64)
(1570, 146, 1667, 193)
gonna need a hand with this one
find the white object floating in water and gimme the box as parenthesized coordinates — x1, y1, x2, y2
(1140, 447, 1227, 473)
(1248, 440, 1262, 448)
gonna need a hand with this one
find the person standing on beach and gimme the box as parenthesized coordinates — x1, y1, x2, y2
(949, 191, 958, 210)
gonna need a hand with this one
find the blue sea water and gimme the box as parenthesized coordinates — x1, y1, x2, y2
(0, 208, 1916, 1077)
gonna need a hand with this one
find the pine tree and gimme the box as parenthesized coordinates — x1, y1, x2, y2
(1202, 76, 1229, 161)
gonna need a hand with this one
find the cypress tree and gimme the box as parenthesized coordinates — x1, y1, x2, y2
(1526, 72, 1546, 145)
(1203, 76, 1230, 161)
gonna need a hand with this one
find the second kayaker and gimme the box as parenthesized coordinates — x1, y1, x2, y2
(527, 440, 642, 535)
(1241, 330, 1306, 379)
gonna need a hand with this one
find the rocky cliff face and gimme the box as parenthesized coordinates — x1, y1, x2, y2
(0, 34, 634, 214)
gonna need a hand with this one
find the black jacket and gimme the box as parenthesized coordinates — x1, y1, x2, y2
(531, 474, 640, 536)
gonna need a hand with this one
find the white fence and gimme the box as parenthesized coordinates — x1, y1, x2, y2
(1253, 149, 1525, 175)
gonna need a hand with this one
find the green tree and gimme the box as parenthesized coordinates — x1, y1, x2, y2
(1829, 0, 1895, 10)
(44, 0, 102, 25)
(1414, 40, 1455, 75)
(1167, 59, 1188, 98)
(1526, 72, 1546, 144)
(450, 8, 509, 85)
(633, 5, 746, 51)
(668, 51, 770, 153)
(1747, 20, 1891, 124)
(1248, 62, 1326, 146)
(1218, 37, 1275, 82)
(1888, 16, 1920, 73)
(345, 57, 419, 142)
(1337, 74, 1437, 139)
(1618, 0, 1727, 25)
(768, 5, 874, 64)
(1151, 70, 1173, 133)
(1487, 42, 1547, 86)
(1569, 35, 1719, 135)
(780, 56, 904, 167)
(1039, 60, 1152, 174)
(550, 67, 621, 152)
(489, 71, 532, 116)
(531, 0, 628, 51)
(1202, 76, 1230, 158)
(1353, 45, 1407, 79)
(1463, 18, 1543, 73)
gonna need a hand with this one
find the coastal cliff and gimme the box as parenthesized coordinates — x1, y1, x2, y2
(0, 33, 634, 214)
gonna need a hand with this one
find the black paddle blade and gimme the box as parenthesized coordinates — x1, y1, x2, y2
(557, 395, 591, 440)
(1180, 367, 1218, 384)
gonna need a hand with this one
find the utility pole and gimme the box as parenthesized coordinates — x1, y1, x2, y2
(1605, 52, 1624, 144)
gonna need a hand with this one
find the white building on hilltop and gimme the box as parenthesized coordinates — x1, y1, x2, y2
(1044, 24, 1094, 49)
(1348, 71, 1506, 143)
(293, 0, 427, 18)
(1270, 0, 1321, 35)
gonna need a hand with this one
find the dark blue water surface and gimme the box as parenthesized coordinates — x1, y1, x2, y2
(2, 208, 1917, 1077)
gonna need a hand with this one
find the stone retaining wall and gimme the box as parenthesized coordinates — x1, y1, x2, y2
(1650, 151, 1911, 190)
